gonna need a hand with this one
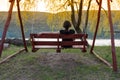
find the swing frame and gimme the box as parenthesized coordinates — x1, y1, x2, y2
(0, 0, 28, 57)
(0, 0, 118, 72)
(90, 0, 117, 72)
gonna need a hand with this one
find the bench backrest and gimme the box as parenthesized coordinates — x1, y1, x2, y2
(31, 33, 87, 39)
(31, 33, 59, 38)
(30, 33, 60, 46)
(60, 34, 87, 46)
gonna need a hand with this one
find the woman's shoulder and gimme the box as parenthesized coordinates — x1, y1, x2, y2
(69, 29, 75, 34)
(60, 30, 66, 34)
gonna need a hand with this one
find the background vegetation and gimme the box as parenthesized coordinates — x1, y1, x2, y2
(0, 11, 120, 39)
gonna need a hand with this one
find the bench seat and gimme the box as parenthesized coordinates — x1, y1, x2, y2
(30, 33, 88, 52)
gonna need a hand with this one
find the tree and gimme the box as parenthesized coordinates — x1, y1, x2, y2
(21, 0, 120, 34)
(67, 0, 83, 33)
(43, 0, 85, 33)
(43, 0, 106, 33)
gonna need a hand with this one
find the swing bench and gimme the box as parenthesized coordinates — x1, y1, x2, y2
(30, 33, 88, 52)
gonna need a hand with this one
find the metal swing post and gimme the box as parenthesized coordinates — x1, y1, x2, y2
(90, 0, 117, 72)
(90, 0, 102, 53)
(0, 0, 28, 57)
(16, 0, 28, 52)
(107, 0, 117, 72)
(0, 0, 15, 57)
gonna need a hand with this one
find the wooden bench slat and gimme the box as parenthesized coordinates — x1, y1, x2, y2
(34, 41, 59, 45)
(30, 33, 59, 38)
(34, 46, 58, 49)
(60, 34, 87, 39)
(61, 41, 84, 45)
(34, 46, 85, 50)
(33, 41, 87, 46)
(34, 46, 84, 49)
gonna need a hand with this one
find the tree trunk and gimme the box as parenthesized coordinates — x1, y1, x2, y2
(76, 0, 83, 33)
(70, 0, 83, 33)
(83, 0, 92, 33)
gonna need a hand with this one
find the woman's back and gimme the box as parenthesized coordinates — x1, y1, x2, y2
(60, 29, 75, 48)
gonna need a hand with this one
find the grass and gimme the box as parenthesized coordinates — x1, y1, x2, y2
(94, 46, 120, 67)
(0, 45, 120, 80)
(0, 45, 23, 61)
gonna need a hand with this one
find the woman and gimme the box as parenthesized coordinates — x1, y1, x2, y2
(60, 20, 75, 48)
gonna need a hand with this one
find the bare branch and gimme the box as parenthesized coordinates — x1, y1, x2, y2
(56, 0, 68, 11)
(96, 0, 99, 5)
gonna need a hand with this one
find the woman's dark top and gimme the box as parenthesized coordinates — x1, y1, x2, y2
(60, 29, 75, 48)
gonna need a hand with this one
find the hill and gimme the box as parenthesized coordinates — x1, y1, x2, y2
(0, 11, 52, 38)
(0, 11, 120, 39)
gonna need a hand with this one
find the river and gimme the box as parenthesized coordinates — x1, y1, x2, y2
(87, 39, 120, 47)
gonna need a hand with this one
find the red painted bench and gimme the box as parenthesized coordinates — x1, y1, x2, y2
(30, 33, 88, 52)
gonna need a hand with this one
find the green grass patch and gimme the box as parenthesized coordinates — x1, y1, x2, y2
(0, 45, 23, 61)
(94, 46, 120, 67)
(0, 45, 120, 80)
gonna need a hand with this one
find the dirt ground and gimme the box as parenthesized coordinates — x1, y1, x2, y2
(37, 52, 100, 69)
(1, 51, 118, 80)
